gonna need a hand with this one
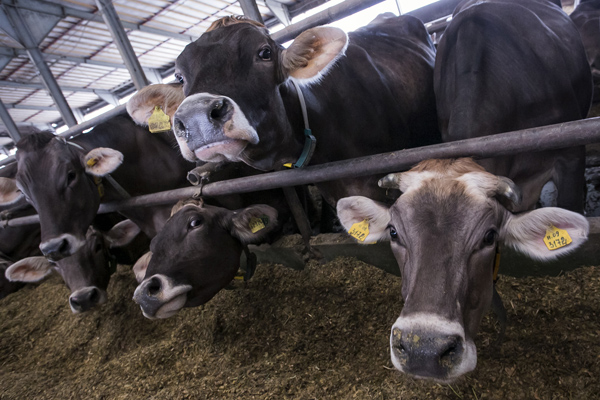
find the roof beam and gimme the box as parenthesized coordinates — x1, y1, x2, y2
(5, 103, 58, 110)
(3, 5, 77, 126)
(239, 0, 264, 23)
(0, 0, 195, 42)
(0, 79, 113, 94)
(0, 99, 21, 142)
(95, 0, 148, 90)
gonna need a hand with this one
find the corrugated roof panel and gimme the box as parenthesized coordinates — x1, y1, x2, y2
(25, 110, 63, 123)
(0, 88, 39, 104)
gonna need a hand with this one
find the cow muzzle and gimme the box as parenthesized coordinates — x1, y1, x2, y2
(173, 93, 258, 162)
(40, 234, 85, 261)
(133, 274, 192, 319)
(389, 313, 477, 382)
(69, 286, 107, 313)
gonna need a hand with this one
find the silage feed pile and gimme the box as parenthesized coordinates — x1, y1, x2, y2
(1, 257, 599, 399)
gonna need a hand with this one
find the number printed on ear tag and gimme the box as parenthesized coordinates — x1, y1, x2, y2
(348, 219, 369, 242)
(543, 225, 572, 250)
(148, 106, 171, 133)
(249, 217, 266, 233)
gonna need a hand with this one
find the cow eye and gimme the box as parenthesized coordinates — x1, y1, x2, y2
(258, 47, 272, 61)
(188, 218, 202, 229)
(389, 226, 399, 241)
(175, 73, 184, 84)
(67, 170, 77, 185)
(483, 229, 497, 247)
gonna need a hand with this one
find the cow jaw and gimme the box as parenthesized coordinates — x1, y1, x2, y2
(173, 93, 258, 163)
(390, 313, 477, 382)
(133, 274, 192, 319)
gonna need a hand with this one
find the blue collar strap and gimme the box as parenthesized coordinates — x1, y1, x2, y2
(290, 80, 316, 168)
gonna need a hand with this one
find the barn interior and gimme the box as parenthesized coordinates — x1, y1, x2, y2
(1, 0, 600, 398)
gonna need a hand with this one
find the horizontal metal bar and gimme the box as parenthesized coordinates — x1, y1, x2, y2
(0, 79, 113, 94)
(6, 117, 600, 228)
(57, 103, 127, 138)
(0, 0, 195, 42)
(5, 103, 57, 110)
(1, 46, 162, 71)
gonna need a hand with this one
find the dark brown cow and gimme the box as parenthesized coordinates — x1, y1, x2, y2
(337, 158, 589, 382)
(132, 199, 279, 319)
(12, 115, 194, 261)
(435, 0, 593, 213)
(6, 220, 141, 313)
(571, 0, 600, 102)
(168, 14, 440, 205)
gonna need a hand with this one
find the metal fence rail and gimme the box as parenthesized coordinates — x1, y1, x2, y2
(5, 117, 600, 227)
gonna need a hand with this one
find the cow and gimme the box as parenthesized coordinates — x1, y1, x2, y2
(10, 115, 195, 261)
(435, 0, 593, 213)
(162, 14, 440, 206)
(5, 220, 142, 313)
(0, 163, 41, 299)
(336, 158, 589, 382)
(571, 0, 600, 102)
(132, 198, 279, 319)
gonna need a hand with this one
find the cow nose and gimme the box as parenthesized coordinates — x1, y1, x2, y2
(391, 328, 464, 379)
(40, 237, 71, 261)
(133, 275, 166, 317)
(173, 96, 233, 144)
(69, 287, 105, 313)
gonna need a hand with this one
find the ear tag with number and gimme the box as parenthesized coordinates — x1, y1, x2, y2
(148, 106, 171, 133)
(348, 219, 369, 242)
(543, 225, 572, 251)
(86, 157, 98, 167)
(249, 216, 266, 233)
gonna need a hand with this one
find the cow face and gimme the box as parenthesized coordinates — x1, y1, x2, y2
(133, 199, 278, 319)
(13, 132, 123, 261)
(171, 17, 347, 170)
(337, 158, 589, 382)
(5, 221, 140, 313)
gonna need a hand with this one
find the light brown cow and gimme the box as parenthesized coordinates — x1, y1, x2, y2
(337, 158, 589, 382)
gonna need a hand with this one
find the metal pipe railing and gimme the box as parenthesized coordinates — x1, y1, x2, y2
(6, 117, 600, 227)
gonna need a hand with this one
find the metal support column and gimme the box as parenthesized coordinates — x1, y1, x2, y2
(95, 0, 149, 90)
(238, 0, 264, 23)
(0, 99, 20, 143)
(3, 6, 78, 127)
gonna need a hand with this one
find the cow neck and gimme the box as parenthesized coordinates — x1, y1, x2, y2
(287, 79, 316, 169)
(54, 136, 132, 200)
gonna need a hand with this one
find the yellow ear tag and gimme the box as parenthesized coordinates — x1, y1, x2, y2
(86, 157, 98, 167)
(249, 217, 266, 233)
(148, 106, 171, 133)
(283, 163, 293, 168)
(348, 219, 369, 242)
(543, 225, 572, 251)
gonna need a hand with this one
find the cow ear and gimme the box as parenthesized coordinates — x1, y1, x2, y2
(132, 251, 152, 283)
(0, 177, 24, 206)
(5, 257, 54, 282)
(336, 196, 391, 243)
(105, 219, 142, 248)
(229, 205, 278, 244)
(126, 84, 185, 126)
(282, 26, 348, 84)
(83, 148, 124, 177)
(501, 207, 589, 260)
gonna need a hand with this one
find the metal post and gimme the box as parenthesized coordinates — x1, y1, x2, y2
(0, 99, 20, 142)
(4, 6, 78, 127)
(238, 0, 264, 23)
(95, 0, 149, 90)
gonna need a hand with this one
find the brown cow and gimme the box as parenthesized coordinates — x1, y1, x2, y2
(337, 158, 589, 382)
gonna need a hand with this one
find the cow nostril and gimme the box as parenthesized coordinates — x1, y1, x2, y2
(70, 297, 81, 309)
(210, 99, 227, 120)
(58, 239, 69, 254)
(88, 288, 99, 304)
(173, 118, 187, 140)
(146, 277, 162, 296)
(439, 337, 460, 366)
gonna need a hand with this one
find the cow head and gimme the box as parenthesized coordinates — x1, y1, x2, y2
(5, 220, 141, 313)
(171, 16, 348, 170)
(336, 158, 589, 382)
(13, 132, 123, 261)
(133, 198, 278, 319)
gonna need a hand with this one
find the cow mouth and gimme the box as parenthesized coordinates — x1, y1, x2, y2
(144, 292, 189, 319)
(194, 139, 249, 163)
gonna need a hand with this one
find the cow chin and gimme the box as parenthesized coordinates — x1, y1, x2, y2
(194, 138, 249, 163)
(150, 293, 188, 319)
(389, 313, 477, 383)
